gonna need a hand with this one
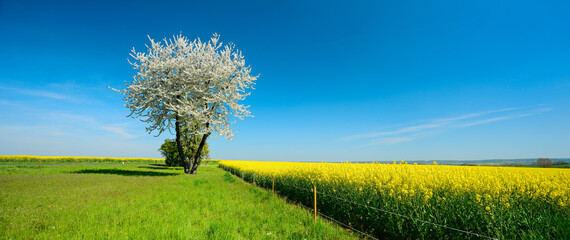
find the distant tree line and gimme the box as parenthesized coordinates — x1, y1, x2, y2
(535, 158, 569, 168)
(537, 158, 553, 168)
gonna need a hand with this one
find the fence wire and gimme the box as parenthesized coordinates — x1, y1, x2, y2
(222, 167, 498, 240)
(315, 190, 497, 240)
(280, 189, 379, 240)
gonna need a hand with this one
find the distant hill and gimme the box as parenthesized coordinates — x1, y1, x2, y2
(355, 158, 570, 165)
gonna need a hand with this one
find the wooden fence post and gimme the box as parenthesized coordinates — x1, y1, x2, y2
(314, 185, 317, 222)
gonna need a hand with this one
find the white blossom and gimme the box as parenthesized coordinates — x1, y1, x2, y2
(112, 33, 257, 140)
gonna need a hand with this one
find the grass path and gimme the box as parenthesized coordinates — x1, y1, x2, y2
(0, 164, 358, 239)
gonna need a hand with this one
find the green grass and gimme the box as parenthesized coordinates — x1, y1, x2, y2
(553, 163, 570, 168)
(0, 164, 358, 239)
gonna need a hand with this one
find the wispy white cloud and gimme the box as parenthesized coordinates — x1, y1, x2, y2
(457, 108, 551, 127)
(368, 137, 413, 145)
(342, 123, 440, 142)
(34, 111, 137, 139)
(0, 85, 70, 100)
(0, 125, 159, 158)
(47, 112, 97, 124)
(21, 89, 68, 100)
(51, 131, 69, 136)
(458, 116, 515, 128)
(101, 126, 135, 138)
(0, 99, 21, 106)
(433, 107, 520, 124)
(341, 106, 552, 147)
(56, 113, 136, 139)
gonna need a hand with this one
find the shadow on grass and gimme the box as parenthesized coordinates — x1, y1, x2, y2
(138, 165, 182, 170)
(74, 168, 180, 177)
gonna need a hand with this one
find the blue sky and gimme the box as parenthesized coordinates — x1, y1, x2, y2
(1, 0, 569, 161)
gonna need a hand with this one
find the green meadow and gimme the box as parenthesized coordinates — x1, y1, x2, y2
(0, 163, 358, 239)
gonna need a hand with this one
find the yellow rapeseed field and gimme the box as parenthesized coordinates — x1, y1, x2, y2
(219, 160, 570, 239)
(0, 155, 163, 164)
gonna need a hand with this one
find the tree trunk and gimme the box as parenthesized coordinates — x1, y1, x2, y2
(189, 123, 210, 174)
(175, 114, 189, 173)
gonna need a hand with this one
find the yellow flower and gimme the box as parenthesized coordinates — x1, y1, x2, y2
(218, 159, 570, 223)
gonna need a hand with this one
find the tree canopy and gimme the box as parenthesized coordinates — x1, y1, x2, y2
(113, 33, 257, 174)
